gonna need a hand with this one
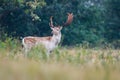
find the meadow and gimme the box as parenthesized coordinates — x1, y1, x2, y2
(0, 38, 120, 80)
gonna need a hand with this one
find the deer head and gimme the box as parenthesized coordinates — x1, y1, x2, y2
(49, 16, 62, 35)
(49, 13, 73, 35)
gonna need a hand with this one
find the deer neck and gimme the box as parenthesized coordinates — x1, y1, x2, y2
(51, 32, 61, 45)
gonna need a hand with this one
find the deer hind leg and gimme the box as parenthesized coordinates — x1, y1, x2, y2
(22, 46, 28, 57)
(22, 44, 31, 57)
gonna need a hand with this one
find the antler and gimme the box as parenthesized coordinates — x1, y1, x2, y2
(49, 16, 54, 28)
(49, 13, 73, 27)
(63, 13, 73, 26)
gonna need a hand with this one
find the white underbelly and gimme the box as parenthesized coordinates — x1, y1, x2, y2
(37, 41, 56, 51)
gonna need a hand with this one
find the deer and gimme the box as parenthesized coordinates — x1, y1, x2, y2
(22, 13, 73, 57)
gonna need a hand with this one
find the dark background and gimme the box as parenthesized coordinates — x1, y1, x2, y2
(0, 0, 120, 47)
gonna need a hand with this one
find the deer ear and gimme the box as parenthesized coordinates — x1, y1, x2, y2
(50, 27, 54, 30)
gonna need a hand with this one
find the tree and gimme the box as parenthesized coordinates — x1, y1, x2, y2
(0, 0, 119, 47)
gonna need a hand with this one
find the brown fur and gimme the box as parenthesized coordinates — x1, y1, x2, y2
(24, 36, 52, 44)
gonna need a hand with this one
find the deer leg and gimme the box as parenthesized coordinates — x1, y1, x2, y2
(22, 45, 30, 57)
(46, 50, 52, 59)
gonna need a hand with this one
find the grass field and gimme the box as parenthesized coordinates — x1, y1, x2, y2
(0, 38, 120, 80)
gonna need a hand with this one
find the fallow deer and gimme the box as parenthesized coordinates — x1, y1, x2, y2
(22, 13, 73, 56)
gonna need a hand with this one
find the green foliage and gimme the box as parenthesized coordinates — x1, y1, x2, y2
(0, 0, 46, 37)
(0, 37, 120, 80)
(27, 45, 47, 60)
(0, 37, 119, 64)
(0, 37, 21, 58)
(0, 0, 120, 47)
(104, 0, 120, 43)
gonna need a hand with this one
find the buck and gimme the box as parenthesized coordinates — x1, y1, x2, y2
(22, 13, 73, 56)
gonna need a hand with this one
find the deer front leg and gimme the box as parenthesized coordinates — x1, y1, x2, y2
(46, 50, 50, 58)
(46, 49, 53, 59)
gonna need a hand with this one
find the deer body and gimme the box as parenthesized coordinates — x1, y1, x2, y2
(22, 13, 73, 56)
(22, 30, 61, 54)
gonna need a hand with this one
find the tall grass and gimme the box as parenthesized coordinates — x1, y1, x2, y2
(0, 38, 120, 80)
